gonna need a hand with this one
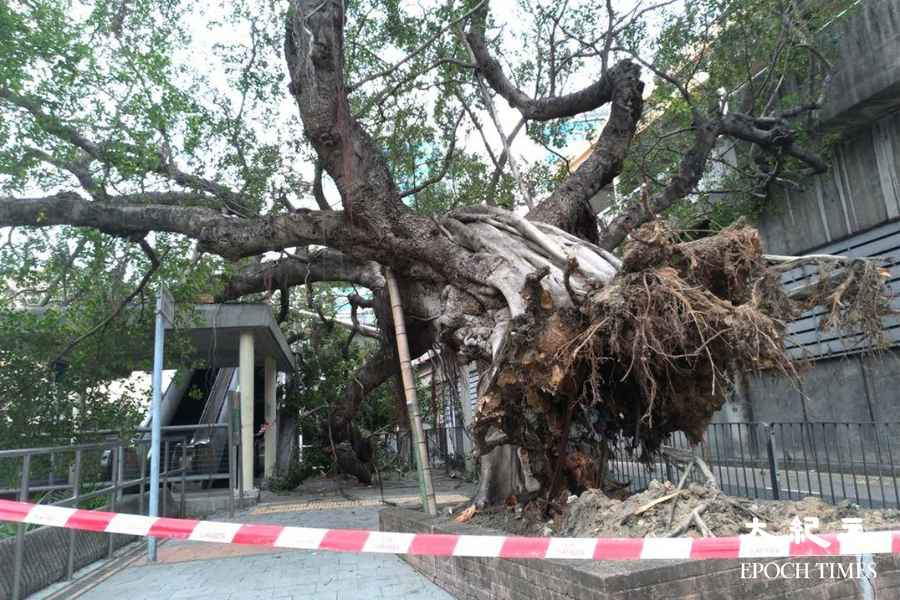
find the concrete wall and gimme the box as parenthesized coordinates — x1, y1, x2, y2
(381, 507, 900, 600)
(710, 350, 900, 468)
(725, 0, 900, 430)
(758, 0, 900, 256)
(758, 110, 900, 256)
(819, 0, 900, 130)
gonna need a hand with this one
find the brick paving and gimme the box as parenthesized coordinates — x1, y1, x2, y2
(59, 479, 471, 600)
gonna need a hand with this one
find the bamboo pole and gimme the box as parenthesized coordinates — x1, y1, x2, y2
(384, 267, 437, 515)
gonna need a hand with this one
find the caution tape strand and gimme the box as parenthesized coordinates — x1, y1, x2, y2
(1, 499, 897, 561)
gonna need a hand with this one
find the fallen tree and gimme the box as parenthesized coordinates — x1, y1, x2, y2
(0, 0, 883, 506)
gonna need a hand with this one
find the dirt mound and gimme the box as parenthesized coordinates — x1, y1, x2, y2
(559, 481, 900, 538)
(460, 481, 900, 538)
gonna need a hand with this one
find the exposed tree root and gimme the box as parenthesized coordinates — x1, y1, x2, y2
(327, 215, 891, 503)
(466, 221, 893, 506)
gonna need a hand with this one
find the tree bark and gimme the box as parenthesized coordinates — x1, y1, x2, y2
(276, 410, 298, 476)
(467, 4, 645, 242)
(0, 192, 351, 260)
(217, 249, 385, 301)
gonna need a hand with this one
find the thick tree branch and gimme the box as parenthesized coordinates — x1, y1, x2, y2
(283, 1, 487, 288)
(467, 6, 640, 122)
(277, 285, 291, 323)
(331, 323, 431, 432)
(332, 346, 395, 429)
(0, 87, 252, 215)
(346, 292, 379, 341)
(312, 160, 332, 211)
(0, 191, 350, 260)
(720, 112, 828, 174)
(285, 0, 407, 231)
(113, 191, 223, 207)
(599, 120, 720, 250)
(588, 107, 827, 250)
(459, 26, 534, 209)
(462, 0, 645, 241)
(527, 61, 644, 242)
(217, 248, 385, 301)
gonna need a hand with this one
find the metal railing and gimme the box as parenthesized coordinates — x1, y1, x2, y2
(0, 422, 237, 600)
(376, 426, 468, 470)
(609, 421, 900, 509)
(375, 421, 900, 509)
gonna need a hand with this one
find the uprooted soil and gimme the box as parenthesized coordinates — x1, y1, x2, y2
(455, 480, 900, 538)
(469, 221, 894, 504)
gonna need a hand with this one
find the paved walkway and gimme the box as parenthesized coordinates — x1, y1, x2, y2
(42, 478, 472, 600)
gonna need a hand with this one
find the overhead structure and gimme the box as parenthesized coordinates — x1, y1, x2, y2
(149, 303, 296, 506)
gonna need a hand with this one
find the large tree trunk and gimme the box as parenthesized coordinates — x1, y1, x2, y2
(474, 445, 540, 507)
(275, 410, 298, 476)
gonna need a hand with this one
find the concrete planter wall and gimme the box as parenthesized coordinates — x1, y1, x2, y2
(380, 507, 900, 599)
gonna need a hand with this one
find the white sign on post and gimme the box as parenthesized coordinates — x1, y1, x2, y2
(158, 284, 175, 325)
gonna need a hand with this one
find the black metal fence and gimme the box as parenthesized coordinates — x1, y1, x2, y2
(369, 420, 900, 509)
(376, 426, 467, 470)
(609, 421, 900, 509)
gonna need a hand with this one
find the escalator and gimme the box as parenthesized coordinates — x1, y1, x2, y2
(186, 368, 236, 481)
(132, 368, 237, 486)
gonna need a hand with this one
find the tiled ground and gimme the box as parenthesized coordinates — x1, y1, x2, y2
(68, 482, 469, 600)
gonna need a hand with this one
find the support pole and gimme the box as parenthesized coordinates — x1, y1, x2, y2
(239, 332, 255, 493)
(264, 357, 277, 480)
(226, 391, 237, 518)
(12, 454, 30, 600)
(765, 424, 781, 501)
(384, 267, 437, 515)
(147, 286, 171, 562)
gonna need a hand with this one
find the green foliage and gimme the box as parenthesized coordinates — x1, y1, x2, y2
(2, 0, 857, 226)
(615, 0, 859, 228)
(1, 0, 290, 447)
(0, 227, 224, 451)
(0, 0, 293, 211)
(288, 294, 396, 433)
(0, 303, 144, 447)
(260, 285, 400, 466)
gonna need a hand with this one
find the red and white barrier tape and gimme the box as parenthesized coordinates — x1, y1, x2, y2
(2, 499, 898, 561)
